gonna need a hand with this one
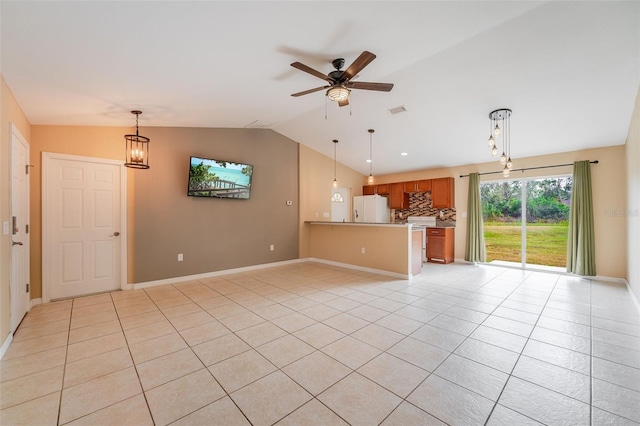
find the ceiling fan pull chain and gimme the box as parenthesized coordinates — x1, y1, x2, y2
(325, 96, 328, 120)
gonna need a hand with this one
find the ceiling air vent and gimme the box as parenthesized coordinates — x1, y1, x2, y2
(388, 105, 407, 115)
(244, 120, 279, 129)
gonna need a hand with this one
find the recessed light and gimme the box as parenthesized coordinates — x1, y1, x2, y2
(366, 159, 372, 163)
(400, 152, 408, 156)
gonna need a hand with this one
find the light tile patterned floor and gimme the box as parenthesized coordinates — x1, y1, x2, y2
(1, 262, 640, 425)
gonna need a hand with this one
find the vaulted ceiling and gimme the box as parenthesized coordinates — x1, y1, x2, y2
(2, 1, 638, 175)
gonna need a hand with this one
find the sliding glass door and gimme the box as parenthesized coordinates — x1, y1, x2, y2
(481, 176, 571, 269)
(481, 181, 522, 266)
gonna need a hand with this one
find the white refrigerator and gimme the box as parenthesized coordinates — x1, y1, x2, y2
(353, 195, 391, 223)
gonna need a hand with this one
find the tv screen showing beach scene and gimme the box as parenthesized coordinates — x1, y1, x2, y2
(188, 156, 253, 199)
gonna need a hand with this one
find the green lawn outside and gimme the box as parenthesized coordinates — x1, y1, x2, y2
(484, 221, 569, 267)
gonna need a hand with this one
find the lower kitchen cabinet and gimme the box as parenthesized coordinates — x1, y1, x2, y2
(426, 227, 455, 264)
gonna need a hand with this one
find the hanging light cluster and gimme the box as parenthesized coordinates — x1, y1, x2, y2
(124, 110, 150, 169)
(487, 108, 512, 177)
(367, 129, 375, 184)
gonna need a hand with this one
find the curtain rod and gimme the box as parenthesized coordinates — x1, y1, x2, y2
(459, 160, 598, 178)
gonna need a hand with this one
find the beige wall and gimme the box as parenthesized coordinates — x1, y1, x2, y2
(134, 127, 299, 283)
(378, 145, 628, 279)
(298, 144, 365, 258)
(626, 87, 640, 302)
(30, 126, 137, 298)
(308, 224, 411, 275)
(1, 78, 32, 343)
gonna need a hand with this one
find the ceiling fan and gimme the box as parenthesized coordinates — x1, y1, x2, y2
(290, 51, 394, 107)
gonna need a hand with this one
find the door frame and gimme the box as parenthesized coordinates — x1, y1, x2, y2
(10, 123, 30, 332)
(42, 152, 127, 303)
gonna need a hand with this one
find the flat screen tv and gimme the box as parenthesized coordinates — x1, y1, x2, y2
(188, 156, 253, 199)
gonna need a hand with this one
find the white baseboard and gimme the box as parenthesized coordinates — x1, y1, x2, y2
(132, 259, 304, 290)
(0, 333, 13, 360)
(624, 279, 640, 316)
(30, 298, 42, 308)
(591, 275, 628, 284)
(305, 257, 410, 280)
(131, 258, 410, 290)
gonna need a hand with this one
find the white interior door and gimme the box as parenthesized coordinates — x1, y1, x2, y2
(331, 187, 350, 222)
(10, 124, 30, 332)
(43, 153, 126, 301)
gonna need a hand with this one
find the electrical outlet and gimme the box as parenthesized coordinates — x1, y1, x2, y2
(270, 244, 275, 251)
(178, 253, 183, 262)
(361, 247, 366, 254)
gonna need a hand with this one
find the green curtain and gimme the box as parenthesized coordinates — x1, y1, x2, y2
(465, 173, 486, 262)
(567, 160, 596, 276)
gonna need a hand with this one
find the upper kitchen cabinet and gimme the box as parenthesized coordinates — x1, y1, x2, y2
(389, 182, 409, 209)
(431, 177, 455, 208)
(362, 184, 389, 195)
(375, 184, 390, 195)
(403, 179, 432, 193)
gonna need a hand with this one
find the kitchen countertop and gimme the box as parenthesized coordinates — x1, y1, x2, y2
(305, 221, 455, 228)
(306, 221, 411, 227)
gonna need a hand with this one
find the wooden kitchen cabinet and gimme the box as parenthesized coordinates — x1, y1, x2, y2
(431, 177, 454, 208)
(426, 227, 455, 264)
(389, 182, 409, 209)
(375, 184, 389, 195)
(363, 185, 375, 195)
(403, 179, 431, 193)
(362, 184, 389, 195)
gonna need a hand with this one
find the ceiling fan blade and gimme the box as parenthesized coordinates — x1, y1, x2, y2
(291, 86, 329, 97)
(338, 98, 350, 107)
(291, 62, 330, 81)
(342, 51, 376, 81)
(347, 81, 394, 92)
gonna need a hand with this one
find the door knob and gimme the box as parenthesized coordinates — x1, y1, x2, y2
(111, 232, 120, 237)
(12, 241, 23, 246)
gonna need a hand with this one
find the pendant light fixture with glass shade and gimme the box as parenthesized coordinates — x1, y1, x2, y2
(487, 108, 512, 177)
(332, 139, 339, 188)
(367, 129, 375, 184)
(124, 110, 150, 169)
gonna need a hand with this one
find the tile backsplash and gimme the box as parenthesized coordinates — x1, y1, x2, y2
(393, 192, 456, 226)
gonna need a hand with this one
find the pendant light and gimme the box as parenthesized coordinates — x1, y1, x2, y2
(332, 139, 339, 188)
(124, 110, 150, 169)
(487, 109, 512, 177)
(367, 129, 375, 184)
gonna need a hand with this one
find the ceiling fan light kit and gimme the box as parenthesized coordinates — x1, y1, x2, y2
(327, 86, 350, 102)
(290, 52, 392, 185)
(487, 108, 512, 177)
(290, 51, 394, 107)
(124, 110, 150, 169)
